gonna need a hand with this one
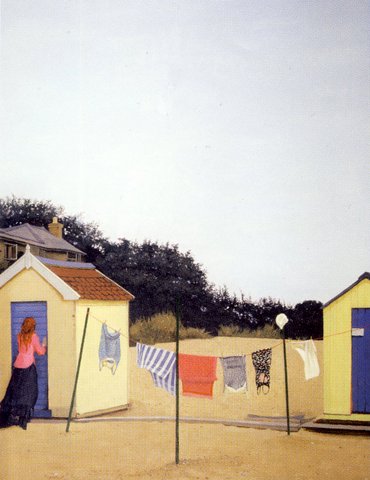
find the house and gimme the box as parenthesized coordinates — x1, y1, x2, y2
(0, 217, 85, 273)
(323, 272, 370, 421)
(0, 246, 134, 418)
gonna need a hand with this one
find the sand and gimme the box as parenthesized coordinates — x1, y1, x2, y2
(1, 337, 369, 479)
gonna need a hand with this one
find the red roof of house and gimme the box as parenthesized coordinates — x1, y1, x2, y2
(47, 265, 134, 301)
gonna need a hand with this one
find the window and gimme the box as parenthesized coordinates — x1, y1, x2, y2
(4, 243, 17, 260)
(67, 252, 80, 262)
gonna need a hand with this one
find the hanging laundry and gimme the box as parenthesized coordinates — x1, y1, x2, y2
(220, 355, 247, 393)
(252, 348, 272, 394)
(292, 339, 320, 380)
(98, 323, 121, 374)
(136, 343, 176, 395)
(179, 353, 217, 399)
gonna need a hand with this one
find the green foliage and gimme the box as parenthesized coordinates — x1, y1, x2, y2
(96, 239, 213, 328)
(129, 312, 211, 345)
(0, 196, 61, 228)
(0, 196, 324, 339)
(0, 196, 107, 263)
(62, 215, 107, 263)
(285, 300, 323, 339)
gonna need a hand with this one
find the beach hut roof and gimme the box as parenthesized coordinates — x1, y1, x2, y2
(323, 272, 370, 308)
(43, 259, 134, 301)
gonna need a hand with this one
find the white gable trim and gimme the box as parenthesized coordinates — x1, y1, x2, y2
(0, 245, 80, 301)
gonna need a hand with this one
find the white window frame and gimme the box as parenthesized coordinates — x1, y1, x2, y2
(4, 243, 18, 260)
(67, 252, 80, 262)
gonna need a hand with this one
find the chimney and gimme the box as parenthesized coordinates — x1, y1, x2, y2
(48, 217, 64, 239)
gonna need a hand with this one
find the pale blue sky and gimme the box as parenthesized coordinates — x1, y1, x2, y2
(1, 0, 369, 304)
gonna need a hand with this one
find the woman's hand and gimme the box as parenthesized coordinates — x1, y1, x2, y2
(42, 337, 47, 347)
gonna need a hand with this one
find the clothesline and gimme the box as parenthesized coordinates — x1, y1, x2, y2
(219, 340, 284, 358)
(313, 329, 353, 340)
(88, 311, 353, 358)
(90, 313, 132, 342)
(90, 312, 282, 356)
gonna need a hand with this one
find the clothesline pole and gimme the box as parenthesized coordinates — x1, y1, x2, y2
(282, 327, 290, 435)
(275, 313, 290, 435)
(66, 307, 90, 433)
(175, 301, 180, 465)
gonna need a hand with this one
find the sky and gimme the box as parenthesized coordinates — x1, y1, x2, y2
(0, 0, 369, 305)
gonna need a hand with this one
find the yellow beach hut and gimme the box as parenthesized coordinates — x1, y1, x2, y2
(0, 245, 134, 418)
(323, 272, 370, 421)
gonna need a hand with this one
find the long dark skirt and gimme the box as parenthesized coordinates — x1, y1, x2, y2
(0, 364, 38, 430)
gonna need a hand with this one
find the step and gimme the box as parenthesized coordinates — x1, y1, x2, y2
(302, 421, 370, 436)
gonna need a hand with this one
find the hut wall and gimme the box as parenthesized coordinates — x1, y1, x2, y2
(74, 300, 130, 416)
(323, 279, 370, 417)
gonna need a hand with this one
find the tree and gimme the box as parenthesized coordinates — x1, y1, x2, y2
(0, 196, 61, 228)
(0, 196, 107, 263)
(0, 196, 324, 337)
(286, 300, 323, 339)
(62, 215, 107, 263)
(96, 239, 214, 328)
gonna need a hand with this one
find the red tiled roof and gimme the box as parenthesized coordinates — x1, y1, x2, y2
(47, 265, 134, 301)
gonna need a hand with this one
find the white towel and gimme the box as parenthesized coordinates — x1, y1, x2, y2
(292, 339, 320, 380)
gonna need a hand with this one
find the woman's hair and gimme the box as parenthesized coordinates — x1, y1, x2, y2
(19, 317, 36, 347)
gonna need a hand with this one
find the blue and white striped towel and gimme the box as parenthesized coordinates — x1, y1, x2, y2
(136, 343, 176, 395)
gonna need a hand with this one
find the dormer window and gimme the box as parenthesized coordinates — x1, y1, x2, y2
(5, 243, 17, 260)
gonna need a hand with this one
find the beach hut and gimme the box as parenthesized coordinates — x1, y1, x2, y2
(323, 272, 370, 421)
(0, 246, 134, 418)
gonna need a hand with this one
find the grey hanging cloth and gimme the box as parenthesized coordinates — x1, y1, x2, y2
(220, 355, 247, 393)
(252, 348, 272, 394)
(98, 323, 121, 374)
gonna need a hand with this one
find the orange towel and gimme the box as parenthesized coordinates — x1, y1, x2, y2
(179, 353, 218, 398)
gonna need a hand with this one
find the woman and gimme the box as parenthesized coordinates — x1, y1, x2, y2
(0, 317, 47, 430)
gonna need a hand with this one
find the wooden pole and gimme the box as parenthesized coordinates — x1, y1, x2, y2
(66, 307, 90, 432)
(282, 327, 290, 435)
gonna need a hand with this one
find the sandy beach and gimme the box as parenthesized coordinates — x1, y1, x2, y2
(1, 337, 369, 479)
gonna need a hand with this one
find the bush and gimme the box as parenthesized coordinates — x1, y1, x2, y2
(130, 312, 212, 345)
(179, 326, 211, 340)
(131, 315, 282, 345)
(218, 325, 242, 337)
(218, 323, 281, 339)
(245, 323, 281, 339)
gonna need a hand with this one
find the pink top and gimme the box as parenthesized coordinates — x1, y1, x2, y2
(13, 333, 46, 368)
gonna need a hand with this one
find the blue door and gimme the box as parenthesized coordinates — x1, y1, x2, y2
(352, 308, 370, 413)
(11, 302, 51, 417)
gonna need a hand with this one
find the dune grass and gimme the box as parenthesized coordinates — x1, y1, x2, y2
(129, 312, 211, 345)
(218, 323, 281, 339)
(130, 313, 282, 345)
